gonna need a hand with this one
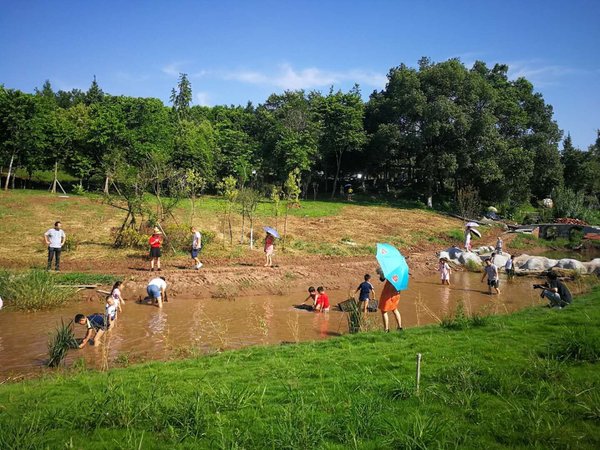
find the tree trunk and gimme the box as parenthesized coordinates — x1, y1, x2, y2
(240, 211, 246, 244)
(249, 216, 254, 249)
(4, 153, 15, 191)
(51, 161, 58, 194)
(190, 195, 196, 224)
(282, 206, 289, 251)
(331, 151, 343, 200)
(103, 175, 110, 195)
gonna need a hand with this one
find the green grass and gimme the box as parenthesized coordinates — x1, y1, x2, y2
(52, 272, 120, 286)
(0, 270, 76, 311)
(1, 288, 600, 448)
(510, 233, 572, 250)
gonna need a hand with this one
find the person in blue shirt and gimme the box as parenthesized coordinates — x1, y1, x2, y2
(74, 313, 107, 348)
(355, 274, 375, 314)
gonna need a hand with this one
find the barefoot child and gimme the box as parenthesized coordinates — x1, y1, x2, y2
(354, 274, 375, 314)
(303, 286, 318, 308)
(438, 257, 451, 285)
(74, 313, 107, 348)
(315, 286, 330, 312)
(505, 254, 515, 279)
(110, 281, 125, 314)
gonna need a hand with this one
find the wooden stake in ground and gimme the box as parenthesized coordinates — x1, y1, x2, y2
(416, 353, 422, 394)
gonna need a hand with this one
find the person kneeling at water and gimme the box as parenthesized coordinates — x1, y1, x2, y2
(536, 272, 573, 308)
(74, 313, 107, 348)
(314, 286, 330, 312)
(146, 276, 168, 308)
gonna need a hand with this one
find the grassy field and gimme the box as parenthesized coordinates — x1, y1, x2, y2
(1, 288, 599, 449)
(0, 189, 463, 265)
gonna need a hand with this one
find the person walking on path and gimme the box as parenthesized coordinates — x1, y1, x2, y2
(464, 228, 472, 252)
(149, 227, 163, 272)
(44, 221, 66, 271)
(481, 258, 501, 295)
(438, 257, 451, 286)
(191, 227, 203, 269)
(496, 236, 504, 255)
(355, 274, 375, 314)
(377, 270, 402, 332)
(147, 276, 168, 308)
(264, 232, 275, 267)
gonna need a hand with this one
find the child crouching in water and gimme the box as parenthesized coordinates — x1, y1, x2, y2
(314, 286, 330, 312)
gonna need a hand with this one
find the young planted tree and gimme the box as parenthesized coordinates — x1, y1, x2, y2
(183, 168, 207, 223)
(282, 169, 301, 250)
(270, 185, 282, 229)
(237, 188, 261, 248)
(217, 176, 238, 246)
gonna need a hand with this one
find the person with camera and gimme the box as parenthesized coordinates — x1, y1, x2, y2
(534, 272, 572, 308)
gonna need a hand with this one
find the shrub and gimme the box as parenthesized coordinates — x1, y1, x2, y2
(552, 187, 588, 221)
(0, 270, 76, 311)
(47, 319, 78, 367)
(464, 259, 481, 272)
(113, 227, 147, 249)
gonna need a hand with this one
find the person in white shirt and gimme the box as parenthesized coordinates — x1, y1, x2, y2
(505, 254, 515, 279)
(190, 227, 203, 269)
(146, 277, 168, 308)
(44, 221, 66, 271)
(481, 258, 501, 295)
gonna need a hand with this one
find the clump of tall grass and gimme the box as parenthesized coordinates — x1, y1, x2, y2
(464, 259, 482, 272)
(345, 298, 363, 333)
(47, 319, 78, 368)
(440, 300, 489, 330)
(542, 328, 600, 363)
(0, 270, 76, 311)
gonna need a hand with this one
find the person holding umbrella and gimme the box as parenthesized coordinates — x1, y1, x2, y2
(263, 227, 279, 267)
(375, 243, 409, 332)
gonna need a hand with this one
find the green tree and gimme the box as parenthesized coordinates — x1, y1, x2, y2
(170, 73, 192, 120)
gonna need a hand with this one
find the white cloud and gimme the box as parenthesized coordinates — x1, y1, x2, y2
(162, 61, 190, 77)
(507, 60, 580, 87)
(224, 63, 386, 90)
(195, 91, 211, 106)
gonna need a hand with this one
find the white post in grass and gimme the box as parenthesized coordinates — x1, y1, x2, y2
(416, 353, 422, 394)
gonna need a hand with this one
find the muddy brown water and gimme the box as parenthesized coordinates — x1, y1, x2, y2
(0, 272, 543, 379)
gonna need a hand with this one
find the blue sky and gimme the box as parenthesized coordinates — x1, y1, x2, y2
(1, 0, 599, 148)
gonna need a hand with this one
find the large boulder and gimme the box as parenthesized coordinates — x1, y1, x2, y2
(555, 258, 586, 272)
(445, 247, 463, 261)
(583, 258, 600, 274)
(520, 257, 558, 271)
(491, 253, 510, 268)
(459, 251, 483, 267)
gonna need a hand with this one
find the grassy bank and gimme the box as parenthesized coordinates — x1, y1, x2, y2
(1, 289, 599, 449)
(0, 270, 119, 311)
(0, 189, 461, 265)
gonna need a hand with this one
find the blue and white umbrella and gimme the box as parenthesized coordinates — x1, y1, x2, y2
(376, 243, 409, 291)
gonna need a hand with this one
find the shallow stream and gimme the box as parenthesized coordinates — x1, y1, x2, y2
(0, 272, 544, 379)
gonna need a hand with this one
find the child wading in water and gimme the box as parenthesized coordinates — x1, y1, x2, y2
(505, 254, 515, 280)
(355, 274, 375, 314)
(264, 232, 275, 267)
(438, 257, 451, 285)
(314, 286, 330, 312)
(108, 281, 125, 324)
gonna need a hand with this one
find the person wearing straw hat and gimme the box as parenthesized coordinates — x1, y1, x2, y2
(149, 227, 163, 272)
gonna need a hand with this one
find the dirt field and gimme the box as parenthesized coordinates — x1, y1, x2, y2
(0, 190, 487, 297)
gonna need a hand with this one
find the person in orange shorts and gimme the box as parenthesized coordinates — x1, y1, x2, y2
(377, 269, 402, 332)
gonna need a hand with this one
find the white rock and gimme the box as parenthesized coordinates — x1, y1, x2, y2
(555, 258, 586, 272)
(459, 252, 483, 267)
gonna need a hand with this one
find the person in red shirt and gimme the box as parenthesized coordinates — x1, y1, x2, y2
(314, 286, 330, 312)
(149, 227, 163, 272)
